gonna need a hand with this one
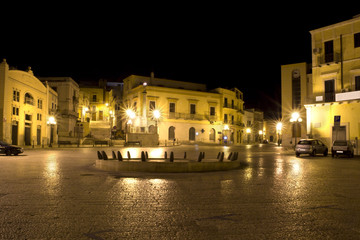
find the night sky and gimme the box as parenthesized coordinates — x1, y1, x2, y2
(1, 4, 359, 119)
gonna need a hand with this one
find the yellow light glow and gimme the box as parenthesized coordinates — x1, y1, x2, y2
(126, 109, 136, 119)
(246, 128, 251, 134)
(47, 116, 56, 125)
(259, 130, 263, 135)
(224, 125, 229, 130)
(153, 109, 161, 119)
(276, 122, 283, 131)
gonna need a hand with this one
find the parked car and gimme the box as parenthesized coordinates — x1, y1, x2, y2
(0, 141, 24, 156)
(295, 139, 328, 157)
(331, 140, 354, 158)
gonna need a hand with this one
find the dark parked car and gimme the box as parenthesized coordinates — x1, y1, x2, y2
(0, 141, 24, 156)
(295, 139, 328, 157)
(331, 140, 354, 158)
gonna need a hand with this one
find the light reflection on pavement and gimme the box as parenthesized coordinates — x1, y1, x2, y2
(0, 144, 359, 239)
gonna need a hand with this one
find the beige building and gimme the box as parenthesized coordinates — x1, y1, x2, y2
(0, 59, 58, 146)
(281, 15, 360, 150)
(122, 74, 245, 144)
(305, 15, 360, 148)
(40, 77, 79, 140)
(78, 80, 115, 140)
(281, 62, 312, 146)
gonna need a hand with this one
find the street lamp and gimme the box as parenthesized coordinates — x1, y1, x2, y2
(152, 109, 161, 133)
(290, 112, 302, 147)
(47, 116, 56, 147)
(276, 122, 283, 146)
(246, 128, 251, 144)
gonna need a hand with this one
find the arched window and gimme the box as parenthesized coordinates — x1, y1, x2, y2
(149, 125, 156, 133)
(189, 127, 195, 141)
(168, 126, 175, 140)
(24, 93, 34, 105)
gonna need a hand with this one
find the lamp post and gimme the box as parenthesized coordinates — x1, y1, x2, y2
(246, 128, 251, 144)
(290, 112, 302, 148)
(276, 122, 283, 146)
(152, 109, 161, 134)
(47, 116, 56, 147)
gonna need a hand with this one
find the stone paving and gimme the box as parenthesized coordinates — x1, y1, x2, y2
(0, 144, 360, 239)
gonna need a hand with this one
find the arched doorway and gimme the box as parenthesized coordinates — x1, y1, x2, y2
(189, 127, 195, 141)
(168, 126, 175, 140)
(209, 128, 215, 141)
(149, 125, 156, 133)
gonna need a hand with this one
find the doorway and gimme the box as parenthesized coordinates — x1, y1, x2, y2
(209, 128, 215, 141)
(189, 127, 195, 141)
(332, 126, 346, 141)
(12, 122, 18, 145)
(25, 125, 31, 146)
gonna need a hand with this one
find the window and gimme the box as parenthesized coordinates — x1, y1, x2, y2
(13, 90, 20, 102)
(149, 101, 156, 110)
(231, 100, 234, 109)
(25, 114, 32, 121)
(37, 113, 42, 121)
(292, 70, 301, 109)
(37, 99, 43, 109)
(190, 104, 196, 114)
(324, 79, 335, 102)
(24, 93, 34, 105)
(12, 107, 19, 116)
(92, 94, 97, 102)
(169, 102, 175, 113)
(224, 98, 228, 107)
(355, 76, 360, 91)
(224, 114, 228, 123)
(210, 106, 215, 116)
(324, 40, 334, 63)
(354, 32, 360, 48)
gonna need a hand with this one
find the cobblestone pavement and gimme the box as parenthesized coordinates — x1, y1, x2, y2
(0, 144, 360, 239)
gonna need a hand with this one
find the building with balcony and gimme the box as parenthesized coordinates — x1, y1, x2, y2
(281, 15, 360, 148)
(122, 74, 245, 144)
(0, 59, 58, 146)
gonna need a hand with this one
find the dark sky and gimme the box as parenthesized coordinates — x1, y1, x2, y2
(1, 4, 359, 118)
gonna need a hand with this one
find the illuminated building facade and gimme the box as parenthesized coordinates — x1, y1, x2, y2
(122, 74, 245, 144)
(39, 77, 79, 140)
(78, 80, 116, 140)
(281, 15, 360, 149)
(0, 59, 58, 146)
(305, 15, 360, 147)
(281, 62, 312, 146)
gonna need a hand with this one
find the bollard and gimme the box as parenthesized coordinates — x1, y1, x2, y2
(227, 152, 233, 160)
(141, 151, 146, 162)
(231, 152, 238, 161)
(217, 152, 221, 159)
(145, 151, 149, 159)
(170, 151, 174, 162)
(97, 151, 103, 160)
(164, 152, 167, 159)
(184, 152, 187, 159)
(197, 152, 203, 162)
(117, 151, 123, 161)
(219, 152, 224, 162)
(112, 151, 116, 160)
(101, 151, 108, 160)
(127, 151, 131, 160)
(202, 152, 205, 159)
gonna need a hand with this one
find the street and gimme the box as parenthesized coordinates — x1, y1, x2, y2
(0, 144, 360, 239)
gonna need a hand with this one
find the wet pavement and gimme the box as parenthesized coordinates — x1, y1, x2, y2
(0, 144, 360, 239)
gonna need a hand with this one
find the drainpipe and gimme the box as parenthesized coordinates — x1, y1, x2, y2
(340, 34, 344, 90)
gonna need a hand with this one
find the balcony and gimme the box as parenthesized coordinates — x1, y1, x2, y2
(336, 90, 360, 102)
